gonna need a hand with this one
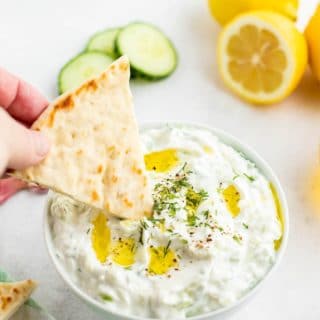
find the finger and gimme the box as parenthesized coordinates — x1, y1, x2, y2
(0, 109, 50, 170)
(0, 67, 48, 124)
(0, 177, 27, 204)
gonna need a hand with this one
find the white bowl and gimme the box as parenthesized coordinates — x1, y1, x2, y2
(44, 122, 289, 320)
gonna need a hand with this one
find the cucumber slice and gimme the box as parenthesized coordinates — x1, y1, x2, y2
(116, 22, 178, 79)
(86, 28, 121, 58)
(58, 51, 114, 94)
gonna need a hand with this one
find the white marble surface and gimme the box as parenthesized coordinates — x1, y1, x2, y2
(1, 0, 320, 319)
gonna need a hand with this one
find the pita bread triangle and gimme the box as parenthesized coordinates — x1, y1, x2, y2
(14, 56, 153, 219)
(0, 279, 37, 320)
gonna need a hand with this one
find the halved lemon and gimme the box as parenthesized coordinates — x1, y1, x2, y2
(217, 11, 307, 105)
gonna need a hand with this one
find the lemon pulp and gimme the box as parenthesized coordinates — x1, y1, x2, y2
(227, 26, 287, 93)
(218, 11, 307, 104)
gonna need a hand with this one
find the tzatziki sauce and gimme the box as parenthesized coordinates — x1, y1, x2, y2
(49, 125, 282, 319)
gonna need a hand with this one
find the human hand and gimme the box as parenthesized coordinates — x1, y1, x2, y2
(0, 68, 50, 203)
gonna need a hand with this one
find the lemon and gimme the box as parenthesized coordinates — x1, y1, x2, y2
(208, 0, 298, 25)
(217, 11, 307, 105)
(305, 5, 320, 82)
(308, 164, 320, 215)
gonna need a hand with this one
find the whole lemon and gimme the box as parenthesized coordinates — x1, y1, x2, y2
(208, 0, 298, 25)
(305, 5, 320, 82)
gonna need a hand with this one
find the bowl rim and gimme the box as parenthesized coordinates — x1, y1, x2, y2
(44, 121, 289, 320)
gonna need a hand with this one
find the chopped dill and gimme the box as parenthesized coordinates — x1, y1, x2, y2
(217, 186, 224, 193)
(130, 243, 136, 252)
(138, 227, 144, 245)
(234, 172, 255, 182)
(168, 203, 178, 217)
(199, 189, 209, 198)
(152, 163, 209, 229)
(153, 163, 191, 217)
(140, 220, 148, 230)
(148, 217, 165, 224)
(164, 240, 172, 257)
(243, 173, 255, 182)
(99, 293, 113, 302)
(187, 214, 199, 227)
(185, 188, 208, 215)
(202, 210, 210, 220)
(233, 234, 242, 243)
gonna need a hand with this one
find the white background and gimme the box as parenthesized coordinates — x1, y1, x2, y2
(1, 0, 320, 319)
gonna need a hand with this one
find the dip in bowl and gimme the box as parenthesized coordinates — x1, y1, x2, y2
(44, 122, 288, 320)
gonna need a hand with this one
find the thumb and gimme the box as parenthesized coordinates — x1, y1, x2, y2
(0, 109, 50, 170)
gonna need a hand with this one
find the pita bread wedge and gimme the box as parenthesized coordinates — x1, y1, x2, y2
(0, 279, 37, 320)
(14, 56, 153, 219)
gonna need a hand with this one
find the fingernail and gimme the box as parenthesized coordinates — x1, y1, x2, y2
(33, 131, 50, 157)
